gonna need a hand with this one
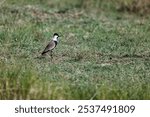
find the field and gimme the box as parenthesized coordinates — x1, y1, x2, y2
(0, 0, 150, 99)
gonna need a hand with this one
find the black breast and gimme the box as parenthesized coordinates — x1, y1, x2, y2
(54, 41, 57, 47)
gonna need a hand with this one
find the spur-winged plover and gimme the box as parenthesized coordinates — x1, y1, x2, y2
(41, 33, 60, 58)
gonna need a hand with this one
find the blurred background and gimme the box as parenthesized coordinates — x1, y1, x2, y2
(1, 0, 150, 14)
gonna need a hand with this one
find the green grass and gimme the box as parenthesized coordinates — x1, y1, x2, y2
(0, 0, 150, 99)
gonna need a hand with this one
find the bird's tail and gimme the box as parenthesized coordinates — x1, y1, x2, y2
(41, 51, 46, 55)
(41, 49, 50, 55)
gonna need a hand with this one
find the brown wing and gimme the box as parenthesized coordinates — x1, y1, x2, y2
(41, 40, 55, 55)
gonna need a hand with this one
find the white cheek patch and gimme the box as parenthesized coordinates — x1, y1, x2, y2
(52, 36, 58, 41)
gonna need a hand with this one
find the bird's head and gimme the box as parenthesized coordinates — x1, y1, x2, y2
(53, 33, 60, 41)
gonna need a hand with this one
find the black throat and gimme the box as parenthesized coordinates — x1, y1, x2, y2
(54, 41, 57, 47)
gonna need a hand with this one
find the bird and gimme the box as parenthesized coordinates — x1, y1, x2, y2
(41, 33, 60, 59)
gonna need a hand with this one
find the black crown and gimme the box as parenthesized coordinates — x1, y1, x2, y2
(53, 33, 60, 37)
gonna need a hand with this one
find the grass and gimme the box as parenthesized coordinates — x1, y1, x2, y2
(0, 0, 150, 99)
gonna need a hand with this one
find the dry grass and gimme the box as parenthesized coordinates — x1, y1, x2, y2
(0, 0, 150, 100)
(117, 0, 150, 14)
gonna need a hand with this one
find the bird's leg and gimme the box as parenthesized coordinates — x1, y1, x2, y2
(50, 51, 53, 60)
